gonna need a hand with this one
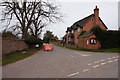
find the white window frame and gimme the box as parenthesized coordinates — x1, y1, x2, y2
(87, 40, 89, 45)
(91, 39, 94, 43)
(94, 39, 96, 44)
(78, 27, 80, 32)
(90, 38, 97, 44)
(72, 30, 74, 33)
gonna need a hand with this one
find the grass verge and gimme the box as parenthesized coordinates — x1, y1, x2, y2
(2, 48, 40, 65)
(54, 44, 120, 53)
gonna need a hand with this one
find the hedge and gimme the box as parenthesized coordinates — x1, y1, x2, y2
(91, 25, 120, 49)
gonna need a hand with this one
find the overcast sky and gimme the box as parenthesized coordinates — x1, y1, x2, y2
(45, 0, 118, 39)
(0, 0, 119, 39)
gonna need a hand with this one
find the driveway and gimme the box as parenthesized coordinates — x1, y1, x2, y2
(2, 45, 119, 78)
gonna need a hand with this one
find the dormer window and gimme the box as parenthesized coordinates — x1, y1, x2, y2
(78, 27, 80, 32)
(72, 30, 74, 33)
(92, 18, 94, 22)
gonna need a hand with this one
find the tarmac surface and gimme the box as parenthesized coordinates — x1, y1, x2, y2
(2, 45, 119, 78)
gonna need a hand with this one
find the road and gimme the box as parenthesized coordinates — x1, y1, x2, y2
(2, 46, 119, 78)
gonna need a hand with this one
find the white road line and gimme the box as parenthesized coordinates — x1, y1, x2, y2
(94, 61, 98, 63)
(93, 65, 100, 68)
(113, 57, 116, 59)
(108, 60, 113, 63)
(67, 72, 79, 77)
(100, 62, 106, 65)
(81, 55, 90, 56)
(100, 59, 105, 61)
(107, 58, 111, 60)
(88, 63, 92, 65)
(83, 69, 90, 72)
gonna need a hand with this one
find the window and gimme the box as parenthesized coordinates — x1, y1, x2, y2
(90, 38, 96, 44)
(72, 30, 74, 33)
(87, 40, 89, 45)
(92, 18, 94, 22)
(78, 27, 80, 32)
(91, 39, 94, 43)
(94, 40, 96, 44)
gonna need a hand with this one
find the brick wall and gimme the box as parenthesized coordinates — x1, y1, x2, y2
(83, 15, 106, 31)
(83, 18, 94, 31)
(2, 38, 28, 56)
(78, 35, 101, 49)
(73, 28, 82, 44)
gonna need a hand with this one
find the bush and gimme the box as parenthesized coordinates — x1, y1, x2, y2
(24, 36, 43, 48)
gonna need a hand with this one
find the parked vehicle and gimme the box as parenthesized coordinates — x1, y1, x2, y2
(42, 43, 54, 51)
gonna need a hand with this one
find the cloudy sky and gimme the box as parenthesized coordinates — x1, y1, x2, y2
(0, 0, 119, 39)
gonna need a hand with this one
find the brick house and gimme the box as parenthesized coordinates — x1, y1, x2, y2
(64, 6, 108, 49)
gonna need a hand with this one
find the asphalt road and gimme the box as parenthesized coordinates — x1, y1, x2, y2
(2, 46, 119, 78)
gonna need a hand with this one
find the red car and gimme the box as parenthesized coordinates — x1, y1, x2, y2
(42, 43, 54, 51)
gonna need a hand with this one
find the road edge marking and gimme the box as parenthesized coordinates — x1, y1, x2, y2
(67, 72, 79, 77)
(83, 69, 90, 72)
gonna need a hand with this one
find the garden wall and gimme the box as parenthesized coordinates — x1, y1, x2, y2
(1, 38, 28, 56)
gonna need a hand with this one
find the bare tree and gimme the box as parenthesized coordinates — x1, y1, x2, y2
(0, 0, 62, 39)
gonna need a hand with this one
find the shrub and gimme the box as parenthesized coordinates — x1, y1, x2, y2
(24, 36, 43, 48)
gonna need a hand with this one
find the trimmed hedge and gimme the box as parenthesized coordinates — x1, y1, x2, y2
(91, 25, 120, 49)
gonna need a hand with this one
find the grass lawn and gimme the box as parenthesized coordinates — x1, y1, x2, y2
(65, 46, 120, 53)
(2, 48, 40, 65)
(55, 44, 120, 53)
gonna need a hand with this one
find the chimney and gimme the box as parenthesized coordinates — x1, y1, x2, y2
(94, 6, 99, 25)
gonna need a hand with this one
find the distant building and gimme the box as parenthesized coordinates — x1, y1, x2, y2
(64, 6, 108, 49)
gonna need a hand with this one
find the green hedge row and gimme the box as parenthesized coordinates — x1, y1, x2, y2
(91, 25, 120, 49)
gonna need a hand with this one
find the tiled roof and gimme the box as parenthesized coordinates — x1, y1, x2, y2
(71, 14, 94, 30)
(80, 31, 93, 38)
(66, 14, 107, 32)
